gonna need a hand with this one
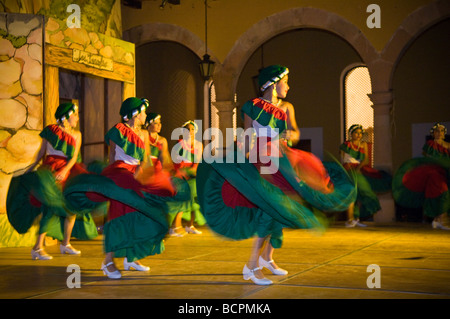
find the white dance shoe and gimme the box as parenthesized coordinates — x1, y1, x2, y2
(432, 221, 450, 230)
(169, 227, 186, 237)
(101, 262, 121, 279)
(60, 244, 81, 255)
(243, 265, 272, 285)
(31, 249, 53, 260)
(345, 219, 367, 228)
(259, 256, 288, 275)
(124, 258, 150, 271)
(185, 226, 202, 234)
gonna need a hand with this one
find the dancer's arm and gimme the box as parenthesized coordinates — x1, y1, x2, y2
(243, 114, 254, 157)
(25, 140, 47, 173)
(109, 141, 116, 164)
(356, 141, 370, 170)
(55, 131, 82, 181)
(283, 101, 300, 146)
(160, 136, 174, 170)
(142, 129, 151, 164)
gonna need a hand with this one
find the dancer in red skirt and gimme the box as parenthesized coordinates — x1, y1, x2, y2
(339, 124, 391, 227)
(393, 123, 449, 230)
(63, 98, 190, 279)
(7, 102, 97, 260)
(197, 65, 356, 285)
(144, 112, 171, 172)
(168, 120, 205, 236)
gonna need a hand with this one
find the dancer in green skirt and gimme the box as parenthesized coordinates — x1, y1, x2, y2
(63, 98, 190, 279)
(197, 65, 356, 285)
(169, 120, 205, 236)
(6, 103, 98, 259)
(339, 124, 392, 227)
(392, 123, 449, 230)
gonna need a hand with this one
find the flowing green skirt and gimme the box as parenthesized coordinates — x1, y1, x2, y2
(392, 157, 450, 218)
(197, 151, 356, 248)
(6, 169, 99, 242)
(167, 178, 206, 226)
(64, 173, 190, 261)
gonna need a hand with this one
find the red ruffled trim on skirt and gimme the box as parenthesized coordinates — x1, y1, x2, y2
(221, 138, 333, 208)
(43, 155, 87, 182)
(283, 146, 333, 194)
(221, 180, 257, 209)
(29, 155, 88, 206)
(402, 164, 448, 198)
(344, 163, 383, 179)
(86, 160, 177, 221)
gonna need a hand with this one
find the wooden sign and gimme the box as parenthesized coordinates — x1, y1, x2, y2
(72, 49, 114, 71)
(45, 44, 134, 83)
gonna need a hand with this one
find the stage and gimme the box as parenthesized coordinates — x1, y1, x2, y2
(0, 222, 449, 300)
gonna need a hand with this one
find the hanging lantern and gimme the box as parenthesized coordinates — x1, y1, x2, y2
(199, 0, 214, 81)
(199, 53, 215, 81)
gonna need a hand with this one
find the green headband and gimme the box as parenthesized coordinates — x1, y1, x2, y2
(430, 123, 447, 135)
(258, 65, 289, 91)
(145, 112, 161, 127)
(348, 124, 364, 135)
(182, 120, 198, 133)
(55, 102, 78, 123)
(120, 97, 149, 121)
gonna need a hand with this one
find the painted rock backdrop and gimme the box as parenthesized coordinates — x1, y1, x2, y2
(0, 1, 133, 246)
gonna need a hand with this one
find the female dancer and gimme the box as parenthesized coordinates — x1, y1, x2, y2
(144, 112, 171, 172)
(197, 65, 356, 285)
(339, 124, 391, 227)
(7, 102, 97, 259)
(63, 97, 190, 279)
(393, 123, 449, 230)
(169, 120, 205, 236)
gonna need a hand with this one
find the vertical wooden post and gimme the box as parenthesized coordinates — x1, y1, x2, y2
(43, 65, 59, 247)
(123, 82, 135, 101)
(44, 65, 59, 126)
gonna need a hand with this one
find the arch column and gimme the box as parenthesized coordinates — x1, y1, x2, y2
(368, 90, 396, 223)
(212, 100, 236, 150)
(368, 91, 394, 173)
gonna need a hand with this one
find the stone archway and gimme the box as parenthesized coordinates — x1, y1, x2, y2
(123, 3, 450, 167)
(365, 0, 450, 223)
(123, 22, 214, 62)
(123, 10, 380, 133)
(216, 7, 379, 102)
(381, 0, 450, 91)
(366, 0, 450, 172)
(211, 7, 380, 158)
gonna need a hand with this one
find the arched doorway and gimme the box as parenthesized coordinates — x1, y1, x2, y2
(135, 41, 205, 148)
